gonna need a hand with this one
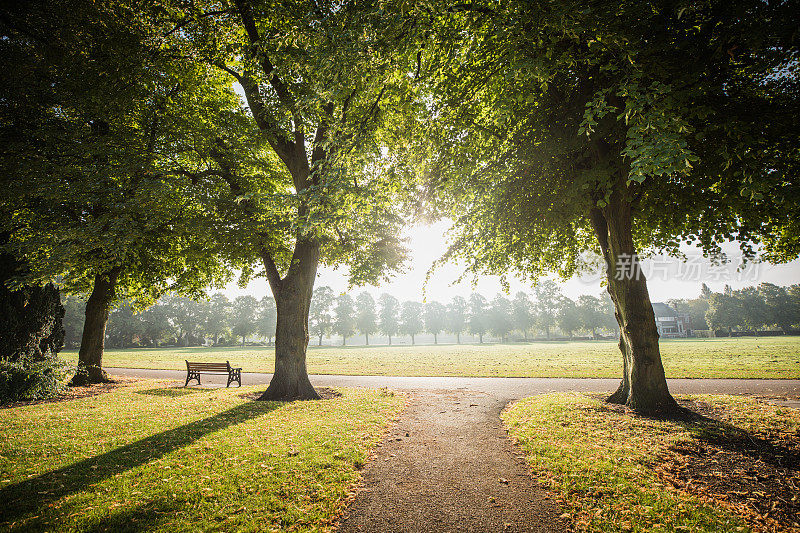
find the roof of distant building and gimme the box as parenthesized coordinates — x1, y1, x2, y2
(652, 302, 678, 318)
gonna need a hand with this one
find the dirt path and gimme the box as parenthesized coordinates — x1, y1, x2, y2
(336, 390, 567, 533)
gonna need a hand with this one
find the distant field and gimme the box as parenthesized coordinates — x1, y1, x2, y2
(60, 337, 800, 379)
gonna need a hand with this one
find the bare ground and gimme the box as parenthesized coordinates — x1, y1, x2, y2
(336, 390, 567, 533)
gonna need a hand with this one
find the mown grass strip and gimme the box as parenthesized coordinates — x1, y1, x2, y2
(61, 336, 800, 379)
(0, 381, 404, 532)
(502, 393, 799, 532)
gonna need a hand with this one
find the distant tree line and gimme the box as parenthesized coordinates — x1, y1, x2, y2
(683, 283, 800, 335)
(63, 281, 800, 349)
(62, 280, 624, 348)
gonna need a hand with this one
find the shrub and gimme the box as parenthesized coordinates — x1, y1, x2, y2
(0, 357, 71, 403)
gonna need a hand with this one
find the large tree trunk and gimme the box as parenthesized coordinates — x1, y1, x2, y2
(258, 239, 320, 401)
(589, 193, 677, 414)
(71, 268, 119, 386)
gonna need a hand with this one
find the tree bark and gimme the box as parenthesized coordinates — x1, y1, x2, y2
(434, 333, 438, 344)
(457, 332, 461, 344)
(365, 333, 369, 345)
(589, 193, 677, 414)
(258, 239, 320, 401)
(342, 336, 346, 346)
(71, 268, 120, 386)
(388, 335, 392, 345)
(411, 334, 415, 345)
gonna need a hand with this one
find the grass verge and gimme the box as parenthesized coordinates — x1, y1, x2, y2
(60, 336, 800, 379)
(502, 393, 799, 532)
(0, 380, 404, 532)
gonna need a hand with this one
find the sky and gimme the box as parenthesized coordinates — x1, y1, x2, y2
(221, 220, 800, 304)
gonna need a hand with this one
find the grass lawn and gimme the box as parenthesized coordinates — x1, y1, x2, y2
(0, 381, 404, 532)
(61, 336, 800, 379)
(503, 393, 800, 532)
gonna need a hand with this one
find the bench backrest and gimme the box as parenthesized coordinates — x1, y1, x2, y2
(186, 361, 231, 372)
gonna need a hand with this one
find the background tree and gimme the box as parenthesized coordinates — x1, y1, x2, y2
(512, 292, 534, 341)
(706, 289, 743, 335)
(258, 296, 277, 345)
(557, 298, 581, 339)
(355, 293, 378, 345)
(424, 301, 448, 344)
(61, 294, 86, 348)
(334, 294, 357, 346)
(418, 0, 800, 412)
(468, 293, 488, 343)
(379, 294, 401, 345)
(735, 287, 769, 334)
(400, 301, 424, 345)
(576, 295, 603, 339)
(206, 294, 232, 346)
(106, 301, 143, 349)
(446, 296, 468, 344)
(310, 287, 335, 347)
(487, 294, 512, 342)
(758, 283, 795, 333)
(139, 303, 172, 348)
(231, 296, 259, 347)
(534, 281, 562, 340)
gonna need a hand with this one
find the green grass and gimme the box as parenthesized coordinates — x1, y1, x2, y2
(0, 381, 404, 532)
(61, 336, 800, 378)
(502, 393, 799, 532)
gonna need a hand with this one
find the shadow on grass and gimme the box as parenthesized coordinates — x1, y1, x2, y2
(680, 412, 799, 471)
(79, 496, 184, 533)
(0, 400, 281, 528)
(134, 387, 211, 397)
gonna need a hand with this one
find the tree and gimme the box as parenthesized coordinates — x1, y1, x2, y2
(758, 283, 795, 333)
(169, 0, 415, 400)
(379, 294, 400, 346)
(557, 298, 582, 339)
(534, 281, 562, 340)
(419, 0, 800, 412)
(487, 294, 512, 342)
(512, 292, 534, 341)
(206, 294, 232, 346)
(706, 290, 743, 334)
(106, 301, 143, 348)
(310, 287, 335, 347)
(0, 250, 65, 402)
(139, 303, 172, 348)
(400, 301, 424, 345)
(446, 296, 468, 344)
(468, 293, 488, 344)
(355, 292, 378, 345)
(735, 287, 769, 334)
(576, 295, 601, 339)
(424, 301, 447, 344)
(61, 294, 86, 348)
(231, 296, 259, 347)
(258, 296, 277, 345)
(0, 1, 234, 385)
(334, 294, 357, 346)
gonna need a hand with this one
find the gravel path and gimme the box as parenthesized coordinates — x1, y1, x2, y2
(336, 389, 566, 532)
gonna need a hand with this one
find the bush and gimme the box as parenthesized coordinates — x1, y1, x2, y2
(0, 357, 71, 403)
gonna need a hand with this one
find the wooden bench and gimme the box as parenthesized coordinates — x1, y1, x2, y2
(184, 360, 242, 388)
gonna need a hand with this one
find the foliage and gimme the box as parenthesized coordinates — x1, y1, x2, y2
(424, 301, 448, 342)
(334, 294, 357, 344)
(446, 295, 468, 340)
(487, 294, 512, 341)
(355, 292, 378, 343)
(310, 286, 336, 345)
(399, 301, 424, 343)
(468, 293, 488, 342)
(379, 293, 401, 341)
(231, 296, 259, 345)
(257, 296, 277, 343)
(0, 358, 71, 403)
